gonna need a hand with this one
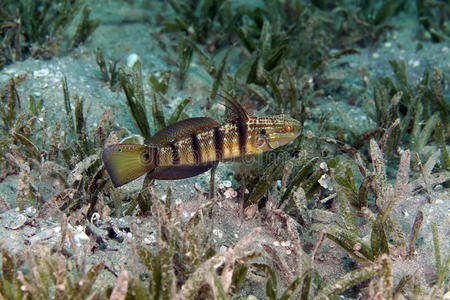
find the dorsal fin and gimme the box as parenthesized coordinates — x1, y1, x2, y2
(218, 92, 251, 121)
(148, 117, 219, 147)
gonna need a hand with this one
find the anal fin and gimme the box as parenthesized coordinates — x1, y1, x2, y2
(148, 163, 215, 180)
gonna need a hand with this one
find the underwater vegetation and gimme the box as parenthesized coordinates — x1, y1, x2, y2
(416, 0, 450, 43)
(0, 0, 99, 70)
(0, 0, 449, 299)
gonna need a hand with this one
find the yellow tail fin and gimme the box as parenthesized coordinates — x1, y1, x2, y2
(102, 144, 154, 187)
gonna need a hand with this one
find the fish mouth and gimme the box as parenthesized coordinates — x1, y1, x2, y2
(293, 119, 302, 133)
(287, 118, 302, 138)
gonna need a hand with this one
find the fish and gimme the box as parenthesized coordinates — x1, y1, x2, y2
(102, 95, 302, 187)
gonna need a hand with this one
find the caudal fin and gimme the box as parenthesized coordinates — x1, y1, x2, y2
(102, 144, 154, 187)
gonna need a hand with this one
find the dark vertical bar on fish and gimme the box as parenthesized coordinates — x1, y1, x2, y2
(237, 120, 246, 156)
(214, 127, 223, 160)
(191, 133, 201, 164)
(170, 143, 180, 165)
(152, 147, 159, 167)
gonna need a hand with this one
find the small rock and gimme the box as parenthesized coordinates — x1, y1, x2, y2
(213, 229, 223, 239)
(127, 53, 140, 67)
(305, 130, 314, 139)
(4, 68, 16, 75)
(74, 231, 89, 244)
(22, 226, 37, 237)
(280, 241, 291, 247)
(223, 187, 237, 199)
(24, 207, 37, 217)
(5, 214, 27, 230)
(318, 174, 332, 190)
(244, 204, 257, 219)
(33, 68, 49, 77)
(144, 235, 155, 245)
(223, 180, 232, 188)
(75, 225, 85, 232)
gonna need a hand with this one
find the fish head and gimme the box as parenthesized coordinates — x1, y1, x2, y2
(252, 115, 301, 151)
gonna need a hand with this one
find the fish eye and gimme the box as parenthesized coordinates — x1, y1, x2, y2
(282, 123, 295, 132)
(260, 129, 266, 136)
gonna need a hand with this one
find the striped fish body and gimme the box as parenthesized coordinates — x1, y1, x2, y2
(102, 97, 301, 187)
(156, 116, 300, 167)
